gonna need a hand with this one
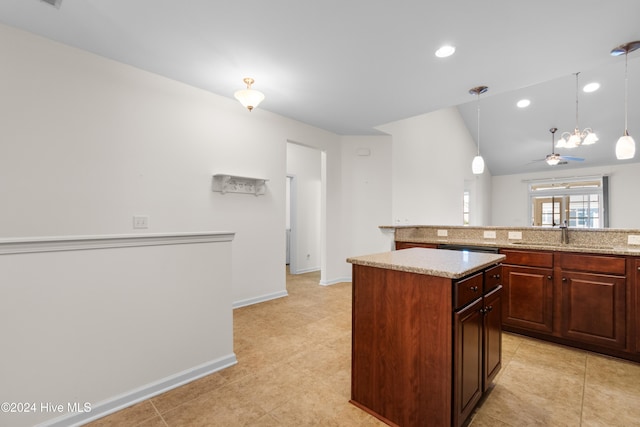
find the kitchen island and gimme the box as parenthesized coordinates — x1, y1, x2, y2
(347, 248, 505, 427)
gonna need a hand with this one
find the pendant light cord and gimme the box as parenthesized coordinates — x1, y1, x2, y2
(476, 93, 481, 155)
(575, 72, 580, 128)
(624, 52, 629, 132)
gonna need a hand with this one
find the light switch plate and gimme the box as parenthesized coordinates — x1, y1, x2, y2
(508, 231, 523, 240)
(483, 230, 497, 239)
(437, 229, 448, 237)
(628, 235, 640, 245)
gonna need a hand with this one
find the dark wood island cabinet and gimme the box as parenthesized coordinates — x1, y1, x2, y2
(347, 248, 505, 427)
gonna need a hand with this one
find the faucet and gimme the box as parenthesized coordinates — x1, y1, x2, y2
(560, 220, 569, 244)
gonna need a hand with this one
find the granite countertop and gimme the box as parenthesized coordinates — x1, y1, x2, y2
(394, 237, 640, 256)
(388, 225, 640, 256)
(347, 247, 506, 279)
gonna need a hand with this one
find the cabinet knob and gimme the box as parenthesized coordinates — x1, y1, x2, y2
(562, 277, 567, 282)
(492, 274, 501, 279)
(470, 286, 479, 292)
(547, 275, 552, 280)
(485, 305, 493, 312)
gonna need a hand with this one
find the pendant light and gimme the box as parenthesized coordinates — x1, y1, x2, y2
(557, 72, 598, 148)
(469, 86, 488, 175)
(234, 77, 265, 112)
(611, 41, 640, 160)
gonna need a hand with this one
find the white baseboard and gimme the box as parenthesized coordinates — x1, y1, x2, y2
(290, 266, 320, 274)
(38, 354, 237, 427)
(233, 290, 288, 309)
(319, 276, 352, 286)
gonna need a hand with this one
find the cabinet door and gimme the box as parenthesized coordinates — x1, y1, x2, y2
(483, 285, 502, 391)
(560, 271, 626, 349)
(453, 298, 483, 427)
(636, 259, 640, 354)
(502, 265, 554, 333)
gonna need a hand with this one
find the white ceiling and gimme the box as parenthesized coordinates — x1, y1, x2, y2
(1, 0, 639, 175)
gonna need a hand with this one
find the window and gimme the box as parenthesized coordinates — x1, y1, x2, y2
(463, 191, 470, 225)
(528, 176, 608, 228)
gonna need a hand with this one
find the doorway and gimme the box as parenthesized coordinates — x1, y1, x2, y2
(286, 142, 323, 278)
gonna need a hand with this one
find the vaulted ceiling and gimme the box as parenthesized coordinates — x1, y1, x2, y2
(1, 0, 639, 175)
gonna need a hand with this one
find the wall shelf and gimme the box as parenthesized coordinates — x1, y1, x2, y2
(212, 174, 268, 196)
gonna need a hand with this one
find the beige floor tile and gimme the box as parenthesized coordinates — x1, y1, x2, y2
(81, 267, 640, 427)
(84, 401, 159, 426)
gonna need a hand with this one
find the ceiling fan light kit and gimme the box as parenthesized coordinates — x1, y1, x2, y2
(469, 85, 488, 175)
(545, 127, 585, 166)
(611, 41, 640, 160)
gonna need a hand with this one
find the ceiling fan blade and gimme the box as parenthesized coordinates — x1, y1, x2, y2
(559, 155, 585, 161)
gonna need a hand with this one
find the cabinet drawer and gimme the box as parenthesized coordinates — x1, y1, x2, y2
(454, 272, 483, 309)
(500, 249, 553, 268)
(484, 264, 502, 292)
(557, 253, 626, 275)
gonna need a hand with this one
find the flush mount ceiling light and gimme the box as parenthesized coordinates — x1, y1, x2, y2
(611, 40, 640, 160)
(469, 85, 488, 175)
(517, 99, 531, 108)
(234, 78, 265, 112)
(435, 45, 456, 58)
(557, 72, 598, 148)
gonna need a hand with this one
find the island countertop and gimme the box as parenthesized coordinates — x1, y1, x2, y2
(347, 247, 506, 279)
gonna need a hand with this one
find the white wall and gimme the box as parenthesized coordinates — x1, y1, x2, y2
(376, 107, 492, 226)
(492, 163, 640, 228)
(0, 233, 235, 427)
(340, 136, 393, 256)
(0, 23, 351, 307)
(286, 143, 322, 274)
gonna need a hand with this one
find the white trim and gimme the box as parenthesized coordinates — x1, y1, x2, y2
(320, 276, 352, 286)
(37, 354, 238, 427)
(294, 266, 320, 274)
(0, 231, 235, 255)
(233, 290, 289, 309)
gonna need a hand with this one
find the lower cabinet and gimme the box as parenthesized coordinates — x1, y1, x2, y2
(502, 265, 553, 333)
(454, 298, 483, 427)
(636, 258, 640, 355)
(483, 286, 503, 389)
(560, 271, 627, 349)
(453, 285, 503, 427)
(351, 262, 502, 427)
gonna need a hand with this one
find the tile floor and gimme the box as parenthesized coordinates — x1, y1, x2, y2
(87, 269, 640, 426)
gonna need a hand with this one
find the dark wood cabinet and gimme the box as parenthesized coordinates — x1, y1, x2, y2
(453, 298, 483, 427)
(483, 285, 503, 390)
(500, 249, 554, 335)
(636, 258, 640, 354)
(351, 260, 502, 427)
(502, 265, 554, 333)
(452, 284, 503, 427)
(559, 271, 626, 349)
(557, 253, 627, 350)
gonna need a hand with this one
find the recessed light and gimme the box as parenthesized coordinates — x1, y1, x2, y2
(435, 45, 455, 58)
(583, 82, 600, 93)
(517, 99, 531, 108)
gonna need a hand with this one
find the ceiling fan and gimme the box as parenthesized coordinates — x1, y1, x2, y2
(535, 127, 585, 166)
